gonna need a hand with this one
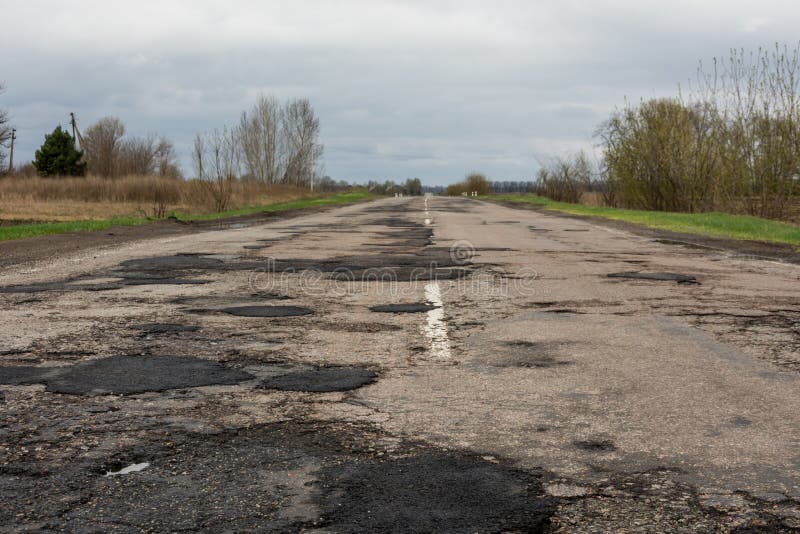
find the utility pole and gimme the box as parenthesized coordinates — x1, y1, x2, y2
(69, 112, 84, 151)
(8, 128, 15, 174)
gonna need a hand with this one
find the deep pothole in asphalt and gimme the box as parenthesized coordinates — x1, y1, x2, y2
(370, 303, 439, 313)
(259, 366, 378, 392)
(607, 271, 699, 284)
(0, 355, 253, 395)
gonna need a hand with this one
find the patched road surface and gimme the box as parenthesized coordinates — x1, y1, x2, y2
(1, 197, 800, 532)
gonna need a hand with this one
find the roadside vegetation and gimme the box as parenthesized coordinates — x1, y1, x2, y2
(493, 194, 800, 246)
(0, 190, 371, 242)
(0, 90, 381, 241)
(448, 44, 800, 242)
(445, 173, 492, 196)
(0, 176, 331, 222)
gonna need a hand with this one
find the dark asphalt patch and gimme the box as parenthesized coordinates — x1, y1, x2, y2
(0, 275, 208, 293)
(119, 277, 210, 286)
(259, 367, 378, 392)
(114, 245, 477, 282)
(118, 255, 226, 271)
(171, 294, 292, 307)
(268, 248, 475, 281)
(134, 323, 201, 335)
(608, 272, 699, 284)
(2, 420, 554, 531)
(316, 453, 553, 533)
(0, 356, 253, 396)
(369, 217, 426, 228)
(0, 365, 58, 385)
(653, 239, 718, 251)
(0, 281, 122, 293)
(574, 439, 617, 452)
(315, 322, 403, 333)
(220, 305, 313, 317)
(370, 303, 439, 313)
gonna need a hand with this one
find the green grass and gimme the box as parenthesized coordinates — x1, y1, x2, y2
(173, 191, 372, 222)
(490, 194, 800, 247)
(0, 217, 150, 242)
(0, 191, 373, 243)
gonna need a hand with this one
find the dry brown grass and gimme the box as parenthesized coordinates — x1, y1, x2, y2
(0, 175, 316, 222)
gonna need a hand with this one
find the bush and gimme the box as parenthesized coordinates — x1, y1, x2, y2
(598, 99, 720, 212)
(596, 44, 800, 219)
(535, 151, 594, 203)
(446, 173, 491, 196)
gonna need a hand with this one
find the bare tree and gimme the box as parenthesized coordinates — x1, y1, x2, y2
(535, 151, 595, 204)
(115, 135, 180, 178)
(116, 135, 158, 176)
(83, 116, 126, 177)
(153, 137, 181, 178)
(0, 84, 11, 171)
(282, 98, 323, 188)
(238, 94, 282, 183)
(193, 128, 240, 212)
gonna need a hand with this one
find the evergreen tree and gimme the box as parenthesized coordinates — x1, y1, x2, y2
(33, 126, 87, 176)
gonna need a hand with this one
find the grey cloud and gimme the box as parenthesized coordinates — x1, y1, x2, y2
(2, 1, 799, 184)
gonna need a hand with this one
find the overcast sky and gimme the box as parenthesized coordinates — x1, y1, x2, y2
(2, 0, 800, 185)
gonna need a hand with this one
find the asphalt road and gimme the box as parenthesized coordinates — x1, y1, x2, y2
(1, 197, 799, 532)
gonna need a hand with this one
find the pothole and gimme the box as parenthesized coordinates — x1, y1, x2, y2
(370, 303, 439, 313)
(607, 272, 698, 284)
(0, 355, 253, 396)
(219, 306, 314, 318)
(259, 367, 378, 392)
(573, 439, 617, 452)
(492, 341, 574, 368)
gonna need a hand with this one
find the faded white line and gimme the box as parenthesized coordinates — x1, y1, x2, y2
(424, 197, 433, 226)
(423, 282, 452, 360)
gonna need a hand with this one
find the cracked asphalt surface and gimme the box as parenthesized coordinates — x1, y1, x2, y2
(1, 197, 800, 532)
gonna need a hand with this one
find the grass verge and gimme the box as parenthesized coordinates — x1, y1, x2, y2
(0, 191, 373, 243)
(173, 191, 372, 222)
(490, 194, 800, 247)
